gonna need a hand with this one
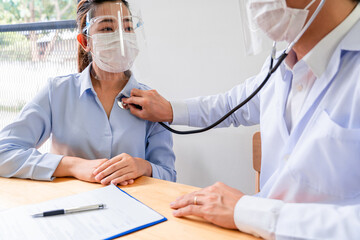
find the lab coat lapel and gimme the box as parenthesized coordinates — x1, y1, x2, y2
(290, 20, 360, 135)
(287, 48, 343, 151)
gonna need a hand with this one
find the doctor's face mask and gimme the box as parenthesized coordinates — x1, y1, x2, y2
(247, 0, 316, 43)
(83, 1, 144, 73)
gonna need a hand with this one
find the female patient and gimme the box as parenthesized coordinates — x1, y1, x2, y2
(0, 0, 176, 185)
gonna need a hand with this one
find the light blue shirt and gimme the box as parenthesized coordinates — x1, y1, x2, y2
(0, 64, 176, 181)
(171, 13, 360, 240)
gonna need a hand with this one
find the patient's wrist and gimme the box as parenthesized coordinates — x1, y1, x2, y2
(53, 156, 81, 178)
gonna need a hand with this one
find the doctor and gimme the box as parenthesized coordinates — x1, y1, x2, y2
(123, 0, 360, 239)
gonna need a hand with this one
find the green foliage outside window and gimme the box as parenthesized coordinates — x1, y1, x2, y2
(0, 0, 77, 24)
(0, 32, 32, 61)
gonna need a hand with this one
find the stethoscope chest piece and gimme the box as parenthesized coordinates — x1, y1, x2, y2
(116, 94, 143, 110)
(117, 95, 128, 110)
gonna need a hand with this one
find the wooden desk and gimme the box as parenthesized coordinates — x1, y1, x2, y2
(0, 176, 258, 240)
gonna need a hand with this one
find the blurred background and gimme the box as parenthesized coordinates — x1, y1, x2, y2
(0, 0, 269, 194)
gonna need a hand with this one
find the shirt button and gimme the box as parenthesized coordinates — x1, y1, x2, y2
(284, 155, 290, 162)
(296, 84, 303, 92)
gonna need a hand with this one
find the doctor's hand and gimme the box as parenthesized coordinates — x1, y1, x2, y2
(92, 153, 152, 186)
(122, 88, 173, 123)
(170, 182, 244, 229)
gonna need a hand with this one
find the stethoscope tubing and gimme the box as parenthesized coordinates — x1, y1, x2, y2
(157, 0, 326, 135)
(158, 52, 287, 135)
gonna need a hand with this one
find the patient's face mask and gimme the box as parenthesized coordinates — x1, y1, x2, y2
(83, 1, 144, 73)
(248, 0, 316, 43)
(89, 25, 139, 73)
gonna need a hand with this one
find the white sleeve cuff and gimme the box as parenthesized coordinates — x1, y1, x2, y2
(234, 196, 284, 240)
(170, 100, 189, 125)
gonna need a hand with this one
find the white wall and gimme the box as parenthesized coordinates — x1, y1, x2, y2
(135, 0, 269, 194)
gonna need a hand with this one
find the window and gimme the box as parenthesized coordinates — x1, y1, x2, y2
(0, 0, 78, 152)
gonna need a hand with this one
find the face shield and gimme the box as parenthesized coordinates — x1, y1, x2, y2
(239, 0, 320, 56)
(83, 1, 146, 75)
(239, 0, 273, 56)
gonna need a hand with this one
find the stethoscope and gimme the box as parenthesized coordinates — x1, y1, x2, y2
(117, 95, 129, 109)
(118, 0, 326, 135)
(117, 94, 142, 110)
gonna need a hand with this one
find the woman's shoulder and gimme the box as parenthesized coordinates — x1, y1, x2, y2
(48, 72, 82, 90)
(136, 82, 152, 91)
(49, 72, 80, 85)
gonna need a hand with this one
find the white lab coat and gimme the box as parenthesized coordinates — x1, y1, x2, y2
(171, 18, 360, 240)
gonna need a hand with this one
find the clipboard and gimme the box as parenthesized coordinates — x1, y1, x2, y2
(106, 185, 167, 239)
(0, 184, 167, 240)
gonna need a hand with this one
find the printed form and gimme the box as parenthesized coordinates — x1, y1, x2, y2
(0, 184, 165, 240)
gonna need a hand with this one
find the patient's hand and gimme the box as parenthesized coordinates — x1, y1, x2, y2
(54, 157, 107, 183)
(73, 158, 108, 183)
(92, 153, 152, 186)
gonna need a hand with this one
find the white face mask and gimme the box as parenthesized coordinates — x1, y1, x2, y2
(90, 31, 139, 73)
(248, 0, 316, 43)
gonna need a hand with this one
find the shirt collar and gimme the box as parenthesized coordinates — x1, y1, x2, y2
(284, 3, 360, 78)
(117, 73, 141, 99)
(303, 3, 360, 78)
(79, 64, 94, 98)
(78, 64, 142, 99)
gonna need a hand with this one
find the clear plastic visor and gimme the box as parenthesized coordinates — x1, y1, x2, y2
(83, 2, 144, 35)
(81, 1, 147, 75)
(239, 0, 272, 56)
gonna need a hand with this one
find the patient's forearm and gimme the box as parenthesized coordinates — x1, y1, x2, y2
(53, 156, 82, 177)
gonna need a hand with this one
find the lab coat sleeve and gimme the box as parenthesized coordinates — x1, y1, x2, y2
(171, 100, 189, 125)
(234, 196, 360, 240)
(145, 122, 176, 182)
(170, 59, 271, 128)
(0, 80, 63, 181)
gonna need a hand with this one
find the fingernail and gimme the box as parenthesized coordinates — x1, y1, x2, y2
(172, 210, 178, 216)
(170, 202, 175, 206)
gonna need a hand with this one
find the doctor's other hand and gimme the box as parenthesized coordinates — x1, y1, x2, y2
(170, 182, 244, 229)
(93, 153, 152, 186)
(122, 88, 173, 123)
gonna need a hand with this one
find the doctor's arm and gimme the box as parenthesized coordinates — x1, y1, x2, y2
(171, 184, 360, 240)
(124, 76, 261, 128)
(123, 57, 273, 127)
(235, 196, 360, 240)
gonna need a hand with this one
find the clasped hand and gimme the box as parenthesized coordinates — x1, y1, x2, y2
(92, 153, 152, 186)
